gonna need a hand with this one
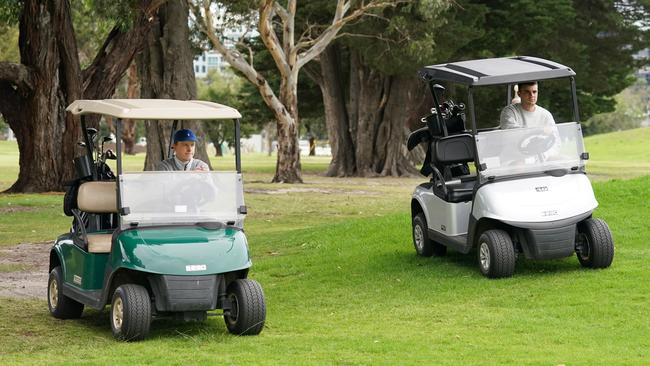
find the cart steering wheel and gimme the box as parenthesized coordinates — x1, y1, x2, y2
(518, 129, 557, 156)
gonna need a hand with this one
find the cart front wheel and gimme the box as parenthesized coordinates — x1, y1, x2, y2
(224, 279, 266, 335)
(477, 229, 516, 278)
(576, 218, 614, 269)
(48, 266, 84, 319)
(110, 284, 151, 341)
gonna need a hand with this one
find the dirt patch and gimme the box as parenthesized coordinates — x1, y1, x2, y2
(0, 205, 37, 214)
(245, 187, 376, 195)
(0, 241, 53, 299)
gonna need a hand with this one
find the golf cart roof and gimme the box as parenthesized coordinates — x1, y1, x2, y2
(420, 56, 575, 86)
(66, 99, 242, 120)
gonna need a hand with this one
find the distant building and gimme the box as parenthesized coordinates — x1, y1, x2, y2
(193, 51, 228, 78)
(635, 48, 650, 83)
(193, 26, 250, 78)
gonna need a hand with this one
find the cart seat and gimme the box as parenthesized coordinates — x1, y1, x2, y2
(77, 181, 118, 213)
(76, 181, 118, 252)
(431, 134, 476, 202)
(87, 234, 112, 253)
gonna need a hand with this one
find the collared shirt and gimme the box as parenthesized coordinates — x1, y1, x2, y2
(156, 156, 209, 171)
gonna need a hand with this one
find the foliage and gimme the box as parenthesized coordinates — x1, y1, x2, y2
(583, 79, 650, 135)
(455, 0, 650, 124)
(197, 69, 258, 151)
(70, 0, 117, 68)
(0, 24, 19, 62)
(344, 0, 486, 76)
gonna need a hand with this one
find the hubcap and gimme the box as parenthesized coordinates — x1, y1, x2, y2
(226, 294, 239, 325)
(479, 242, 490, 270)
(112, 297, 124, 331)
(577, 233, 591, 260)
(49, 278, 58, 309)
(414, 224, 424, 250)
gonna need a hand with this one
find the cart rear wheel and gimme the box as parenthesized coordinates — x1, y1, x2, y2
(224, 279, 266, 335)
(48, 266, 84, 319)
(412, 213, 446, 257)
(477, 230, 516, 278)
(576, 218, 614, 269)
(110, 284, 151, 341)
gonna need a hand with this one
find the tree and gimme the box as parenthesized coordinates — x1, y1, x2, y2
(456, 0, 650, 124)
(138, 0, 211, 171)
(190, 0, 400, 183)
(0, 0, 164, 192)
(313, 0, 485, 177)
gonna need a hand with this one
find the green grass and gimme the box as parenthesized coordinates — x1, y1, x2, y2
(1, 129, 650, 364)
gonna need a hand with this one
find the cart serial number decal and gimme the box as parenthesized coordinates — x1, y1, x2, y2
(186, 264, 207, 272)
(541, 210, 558, 217)
(73, 275, 82, 285)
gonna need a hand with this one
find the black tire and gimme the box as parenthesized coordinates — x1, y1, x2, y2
(224, 279, 266, 335)
(412, 213, 447, 257)
(477, 229, 516, 278)
(110, 284, 151, 341)
(576, 218, 614, 269)
(48, 266, 84, 319)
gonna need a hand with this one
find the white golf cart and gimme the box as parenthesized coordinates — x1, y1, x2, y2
(408, 56, 614, 278)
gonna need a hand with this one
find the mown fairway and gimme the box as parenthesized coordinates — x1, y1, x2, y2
(1, 129, 649, 365)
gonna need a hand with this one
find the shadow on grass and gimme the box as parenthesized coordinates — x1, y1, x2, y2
(73, 308, 234, 341)
(373, 247, 587, 280)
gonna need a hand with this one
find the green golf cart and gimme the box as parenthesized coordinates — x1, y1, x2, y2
(47, 99, 265, 341)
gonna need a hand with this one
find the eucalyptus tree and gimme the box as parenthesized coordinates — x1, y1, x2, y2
(190, 0, 401, 183)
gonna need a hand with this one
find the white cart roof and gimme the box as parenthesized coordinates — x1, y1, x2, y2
(66, 99, 242, 120)
(420, 56, 575, 86)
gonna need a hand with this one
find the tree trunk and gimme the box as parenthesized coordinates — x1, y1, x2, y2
(139, 0, 210, 171)
(273, 75, 302, 183)
(317, 50, 423, 178)
(122, 62, 139, 155)
(373, 75, 422, 176)
(0, 0, 158, 192)
(320, 44, 356, 177)
(215, 141, 223, 157)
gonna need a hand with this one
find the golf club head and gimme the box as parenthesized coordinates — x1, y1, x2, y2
(77, 141, 86, 148)
(86, 127, 98, 141)
(104, 149, 117, 160)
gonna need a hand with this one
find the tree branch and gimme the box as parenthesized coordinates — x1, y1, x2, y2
(259, 0, 290, 76)
(296, 0, 401, 69)
(192, 0, 290, 124)
(0, 62, 33, 93)
(82, 0, 161, 99)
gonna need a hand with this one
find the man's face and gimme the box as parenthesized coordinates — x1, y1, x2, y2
(518, 84, 538, 107)
(173, 141, 195, 162)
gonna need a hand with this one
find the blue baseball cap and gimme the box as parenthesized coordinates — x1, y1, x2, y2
(173, 129, 197, 143)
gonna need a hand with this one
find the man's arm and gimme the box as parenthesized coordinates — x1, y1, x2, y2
(500, 106, 521, 129)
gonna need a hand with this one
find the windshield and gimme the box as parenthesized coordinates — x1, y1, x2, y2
(475, 122, 586, 179)
(119, 171, 243, 229)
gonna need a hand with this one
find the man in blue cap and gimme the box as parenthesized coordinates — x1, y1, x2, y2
(156, 129, 210, 171)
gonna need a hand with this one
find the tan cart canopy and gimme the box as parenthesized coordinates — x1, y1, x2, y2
(66, 99, 242, 120)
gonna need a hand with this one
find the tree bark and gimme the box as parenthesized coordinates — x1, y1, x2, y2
(317, 50, 423, 177)
(319, 44, 355, 177)
(139, 0, 210, 171)
(0, 0, 159, 192)
(122, 62, 139, 155)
